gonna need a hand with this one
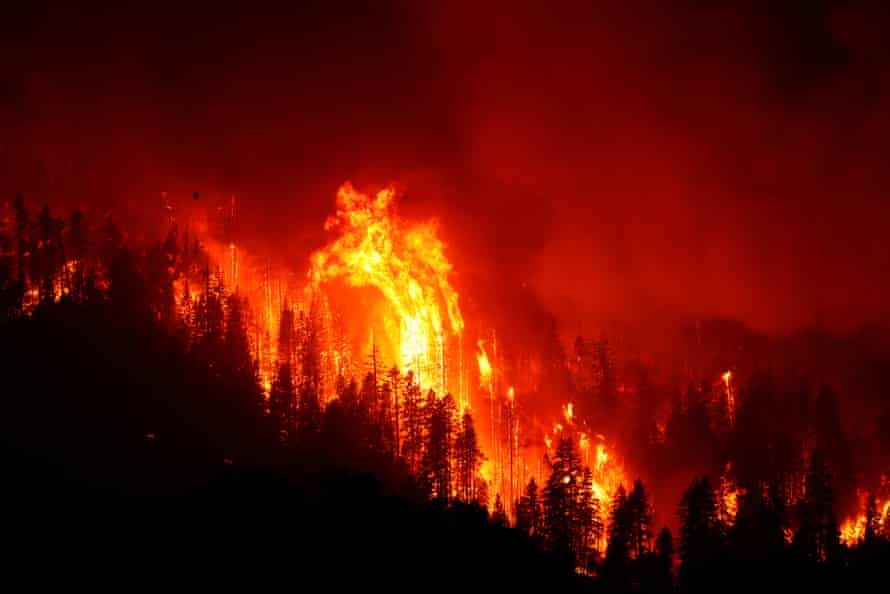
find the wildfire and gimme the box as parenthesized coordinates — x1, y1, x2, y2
(591, 443, 624, 503)
(309, 182, 464, 394)
(548, 402, 626, 514)
(840, 491, 890, 545)
(477, 340, 493, 392)
(719, 461, 744, 527)
(722, 370, 736, 425)
(563, 402, 574, 424)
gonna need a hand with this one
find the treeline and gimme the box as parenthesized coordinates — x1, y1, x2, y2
(557, 334, 889, 590)
(574, 335, 856, 500)
(510, 429, 889, 591)
(4, 195, 890, 590)
(0, 194, 489, 496)
(266, 297, 486, 504)
(0, 195, 574, 587)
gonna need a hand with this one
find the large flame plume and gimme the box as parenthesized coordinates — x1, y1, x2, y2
(309, 182, 464, 392)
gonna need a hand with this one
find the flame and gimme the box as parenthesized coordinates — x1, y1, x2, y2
(718, 461, 744, 527)
(595, 443, 608, 467)
(722, 370, 736, 425)
(591, 442, 624, 505)
(309, 182, 463, 392)
(477, 340, 493, 392)
(840, 493, 890, 545)
(544, 408, 626, 518)
(841, 517, 865, 545)
(507, 386, 515, 401)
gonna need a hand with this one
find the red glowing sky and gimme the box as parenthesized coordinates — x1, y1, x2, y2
(2, 1, 890, 334)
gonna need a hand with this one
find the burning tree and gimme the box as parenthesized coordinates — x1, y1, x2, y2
(793, 449, 840, 563)
(542, 435, 602, 570)
(308, 182, 464, 396)
(454, 409, 484, 502)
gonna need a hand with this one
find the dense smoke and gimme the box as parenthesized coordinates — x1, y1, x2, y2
(3, 1, 890, 334)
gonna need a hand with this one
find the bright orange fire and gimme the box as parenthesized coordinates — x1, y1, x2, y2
(719, 461, 744, 527)
(159, 181, 632, 533)
(477, 340, 493, 392)
(563, 402, 574, 424)
(553, 402, 626, 519)
(722, 370, 736, 425)
(309, 182, 464, 394)
(841, 489, 890, 545)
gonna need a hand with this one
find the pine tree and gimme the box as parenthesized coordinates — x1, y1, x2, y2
(360, 372, 378, 423)
(278, 301, 295, 370)
(793, 449, 839, 562)
(65, 209, 89, 301)
(225, 292, 261, 400)
(475, 476, 489, 509)
(270, 363, 296, 443)
(107, 246, 147, 316)
(389, 366, 402, 460)
(35, 205, 55, 303)
(604, 483, 632, 581)
(529, 477, 542, 538)
(454, 410, 483, 502)
(653, 526, 674, 591)
(145, 237, 176, 328)
(401, 371, 424, 475)
(542, 435, 584, 563)
(295, 300, 324, 437)
(296, 298, 323, 398)
(656, 525, 673, 563)
(629, 478, 652, 559)
(491, 493, 508, 527)
(215, 290, 265, 455)
(31, 205, 54, 304)
(517, 477, 543, 538)
(378, 380, 395, 456)
(577, 466, 602, 567)
(201, 274, 226, 366)
(423, 392, 455, 500)
(297, 380, 321, 438)
(678, 476, 721, 573)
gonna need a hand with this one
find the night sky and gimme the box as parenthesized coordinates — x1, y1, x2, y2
(3, 1, 890, 334)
